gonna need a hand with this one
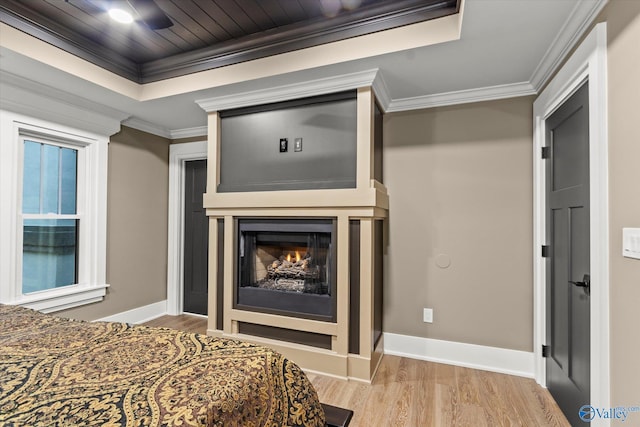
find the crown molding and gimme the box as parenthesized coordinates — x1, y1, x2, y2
(529, 0, 608, 91)
(122, 117, 171, 139)
(170, 126, 208, 140)
(371, 71, 392, 112)
(122, 120, 207, 140)
(196, 69, 382, 112)
(1, 0, 457, 84)
(386, 81, 536, 112)
(0, 70, 129, 136)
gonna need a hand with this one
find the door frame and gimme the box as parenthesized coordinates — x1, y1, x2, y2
(167, 140, 207, 315)
(533, 23, 609, 420)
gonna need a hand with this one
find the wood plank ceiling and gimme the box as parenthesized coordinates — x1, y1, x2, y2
(0, 0, 458, 83)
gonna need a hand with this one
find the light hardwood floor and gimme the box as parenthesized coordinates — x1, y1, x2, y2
(145, 315, 570, 427)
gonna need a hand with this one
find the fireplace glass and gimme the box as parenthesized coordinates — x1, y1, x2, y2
(236, 218, 336, 321)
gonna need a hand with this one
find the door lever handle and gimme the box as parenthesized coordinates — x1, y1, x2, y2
(570, 280, 588, 287)
(569, 274, 590, 296)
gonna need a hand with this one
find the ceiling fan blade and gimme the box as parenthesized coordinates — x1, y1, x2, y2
(127, 0, 173, 30)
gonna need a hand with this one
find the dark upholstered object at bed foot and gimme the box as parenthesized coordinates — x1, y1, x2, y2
(322, 403, 353, 427)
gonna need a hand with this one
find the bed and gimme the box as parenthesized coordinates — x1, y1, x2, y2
(0, 304, 325, 426)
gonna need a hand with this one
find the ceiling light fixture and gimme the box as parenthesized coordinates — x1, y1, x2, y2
(108, 8, 134, 24)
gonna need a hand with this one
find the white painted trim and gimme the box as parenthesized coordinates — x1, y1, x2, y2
(167, 141, 208, 315)
(384, 333, 535, 378)
(112, 120, 207, 141)
(386, 82, 536, 112)
(170, 126, 208, 140)
(0, 110, 111, 313)
(122, 117, 171, 139)
(95, 300, 167, 324)
(529, 0, 608, 91)
(20, 284, 109, 314)
(195, 69, 382, 112)
(533, 23, 609, 424)
(371, 71, 391, 112)
(0, 71, 129, 136)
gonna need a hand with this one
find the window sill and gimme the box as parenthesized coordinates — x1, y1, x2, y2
(12, 284, 109, 313)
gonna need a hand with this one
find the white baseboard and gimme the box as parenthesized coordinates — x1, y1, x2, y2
(95, 300, 167, 324)
(384, 333, 534, 378)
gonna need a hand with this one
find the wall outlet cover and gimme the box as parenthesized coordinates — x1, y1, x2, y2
(423, 308, 433, 323)
(623, 228, 640, 259)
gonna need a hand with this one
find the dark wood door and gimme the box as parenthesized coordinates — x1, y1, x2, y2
(183, 159, 208, 315)
(545, 82, 590, 425)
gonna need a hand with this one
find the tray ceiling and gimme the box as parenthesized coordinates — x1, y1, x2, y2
(0, 0, 458, 83)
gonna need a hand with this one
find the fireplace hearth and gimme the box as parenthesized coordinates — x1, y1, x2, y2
(236, 218, 336, 321)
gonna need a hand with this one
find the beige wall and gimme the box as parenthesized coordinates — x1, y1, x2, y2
(602, 0, 640, 406)
(59, 126, 170, 320)
(383, 97, 534, 352)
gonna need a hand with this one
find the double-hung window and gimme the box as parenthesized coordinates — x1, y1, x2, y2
(21, 138, 81, 294)
(0, 111, 109, 312)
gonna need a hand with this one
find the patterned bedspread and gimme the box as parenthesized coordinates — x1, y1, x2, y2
(0, 304, 325, 426)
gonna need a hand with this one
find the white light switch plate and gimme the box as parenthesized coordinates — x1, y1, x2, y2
(622, 228, 640, 260)
(423, 308, 433, 323)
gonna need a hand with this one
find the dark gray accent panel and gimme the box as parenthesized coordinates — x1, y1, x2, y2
(183, 160, 208, 316)
(219, 95, 357, 192)
(238, 322, 332, 350)
(349, 220, 361, 354)
(373, 219, 384, 349)
(216, 218, 224, 331)
(237, 287, 333, 321)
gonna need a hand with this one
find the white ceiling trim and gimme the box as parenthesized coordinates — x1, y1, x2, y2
(122, 117, 171, 139)
(0, 70, 129, 136)
(529, 0, 608, 91)
(386, 81, 536, 112)
(196, 69, 382, 113)
(371, 71, 392, 112)
(123, 120, 207, 140)
(170, 126, 208, 139)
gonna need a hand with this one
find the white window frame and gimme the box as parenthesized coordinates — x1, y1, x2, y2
(0, 110, 109, 313)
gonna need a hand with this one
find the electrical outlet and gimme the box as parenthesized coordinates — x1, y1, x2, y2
(423, 308, 433, 323)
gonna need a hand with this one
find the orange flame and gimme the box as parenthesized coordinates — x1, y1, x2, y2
(286, 251, 302, 263)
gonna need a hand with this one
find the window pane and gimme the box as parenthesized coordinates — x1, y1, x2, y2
(22, 219, 78, 294)
(22, 141, 41, 214)
(60, 148, 77, 214)
(42, 144, 60, 214)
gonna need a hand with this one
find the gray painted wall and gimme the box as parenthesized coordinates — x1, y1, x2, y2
(219, 98, 357, 192)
